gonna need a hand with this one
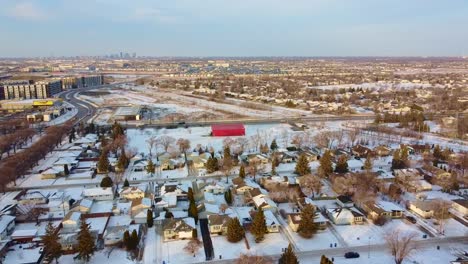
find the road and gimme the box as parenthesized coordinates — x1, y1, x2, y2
(192, 235, 468, 264)
(56, 81, 132, 124)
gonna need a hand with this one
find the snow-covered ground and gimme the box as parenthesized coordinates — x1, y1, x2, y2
(60, 248, 134, 264)
(210, 232, 289, 261)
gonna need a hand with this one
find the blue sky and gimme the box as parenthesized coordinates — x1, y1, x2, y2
(1, 0, 467, 57)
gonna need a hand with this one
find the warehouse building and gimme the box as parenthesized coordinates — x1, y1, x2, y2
(211, 124, 245, 137)
(114, 106, 141, 121)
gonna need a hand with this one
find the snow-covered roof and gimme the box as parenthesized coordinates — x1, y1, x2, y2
(80, 199, 93, 208)
(0, 215, 15, 233)
(83, 187, 113, 197)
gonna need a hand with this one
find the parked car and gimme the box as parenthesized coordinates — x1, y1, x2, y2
(405, 215, 417, 224)
(345, 252, 360, 258)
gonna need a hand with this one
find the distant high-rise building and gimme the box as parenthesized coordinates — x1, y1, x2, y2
(120, 52, 123, 58)
(132, 52, 136, 58)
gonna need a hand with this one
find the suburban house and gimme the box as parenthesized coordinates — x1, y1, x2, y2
(203, 182, 227, 194)
(374, 145, 392, 156)
(235, 183, 255, 194)
(162, 217, 196, 241)
(120, 185, 147, 200)
(451, 199, 468, 216)
(79, 199, 93, 213)
(287, 212, 328, 232)
(252, 195, 277, 212)
(104, 224, 139, 246)
(208, 214, 232, 235)
(336, 195, 354, 208)
(62, 212, 81, 231)
(409, 200, 436, 219)
(41, 167, 64, 179)
(352, 145, 373, 158)
(362, 201, 404, 220)
(130, 198, 152, 218)
(82, 187, 113, 201)
(326, 207, 364, 225)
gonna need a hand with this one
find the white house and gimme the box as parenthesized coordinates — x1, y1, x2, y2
(120, 185, 146, 200)
(82, 187, 114, 201)
(326, 207, 364, 225)
(62, 212, 81, 231)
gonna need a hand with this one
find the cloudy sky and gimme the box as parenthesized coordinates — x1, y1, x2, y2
(1, 0, 467, 57)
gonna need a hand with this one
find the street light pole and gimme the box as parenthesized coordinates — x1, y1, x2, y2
(368, 236, 371, 258)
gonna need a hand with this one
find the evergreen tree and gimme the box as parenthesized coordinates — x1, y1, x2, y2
(433, 144, 442, 160)
(123, 178, 130, 188)
(188, 200, 198, 224)
(123, 230, 130, 250)
(226, 218, 244, 242)
(334, 155, 349, 173)
(111, 122, 125, 139)
(146, 159, 155, 175)
(270, 139, 278, 151)
(43, 222, 62, 263)
(295, 154, 311, 176)
(130, 230, 139, 250)
(97, 150, 110, 173)
(224, 189, 232, 205)
(64, 164, 70, 176)
(297, 204, 317, 239)
(318, 150, 333, 177)
(100, 175, 113, 188)
(69, 127, 76, 143)
(147, 209, 154, 228)
(74, 219, 96, 263)
(320, 255, 333, 264)
(187, 187, 195, 203)
(251, 210, 268, 243)
(239, 165, 246, 178)
(278, 244, 299, 264)
(206, 156, 219, 173)
(363, 155, 373, 171)
(117, 152, 128, 172)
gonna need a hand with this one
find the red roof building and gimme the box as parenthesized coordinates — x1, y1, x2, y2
(211, 124, 245, 137)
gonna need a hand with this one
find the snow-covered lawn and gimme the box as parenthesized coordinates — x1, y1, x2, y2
(291, 229, 341, 251)
(60, 249, 134, 264)
(211, 232, 288, 261)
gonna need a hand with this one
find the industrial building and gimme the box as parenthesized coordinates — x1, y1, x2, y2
(211, 123, 245, 136)
(114, 106, 141, 121)
(0, 99, 62, 112)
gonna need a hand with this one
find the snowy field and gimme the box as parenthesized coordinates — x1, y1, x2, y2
(127, 123, 295, 155)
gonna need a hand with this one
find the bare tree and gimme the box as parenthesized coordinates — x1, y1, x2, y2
(347, 127, 361, 147)
(384, 229, 418, 264)
(146, 136, 158, 157)
(301, 174, 323, 198)
(158, 135, 176, 153)
(183, 238, 202, 255)
(432, 199, 451, 234)
(280, 129, 290, 148)
(176, 138, 191, 161)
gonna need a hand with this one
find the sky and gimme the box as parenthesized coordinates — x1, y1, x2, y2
(0, 0, 468, 57)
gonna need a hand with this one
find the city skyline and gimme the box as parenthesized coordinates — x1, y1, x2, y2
(1, 0, 468, 57)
